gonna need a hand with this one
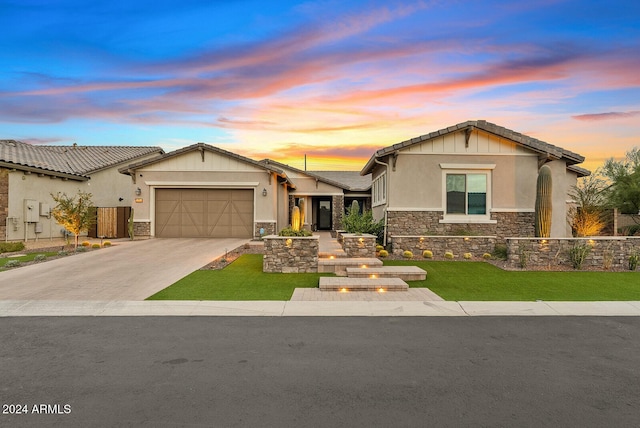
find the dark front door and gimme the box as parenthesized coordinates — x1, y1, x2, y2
(317, 198, 332, 230)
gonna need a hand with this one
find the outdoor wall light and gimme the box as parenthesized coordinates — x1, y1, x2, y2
(262, 188, 267, 197)
(135, 187, 142, 196)
(285, 238, 293, 248)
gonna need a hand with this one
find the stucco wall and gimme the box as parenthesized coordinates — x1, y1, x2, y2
(129, 150, 281, 237)
(6, 170, 88, 241)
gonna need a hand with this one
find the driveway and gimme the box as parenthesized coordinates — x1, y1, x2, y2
(0, 238, 247, 300)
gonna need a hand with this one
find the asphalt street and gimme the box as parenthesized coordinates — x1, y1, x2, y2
(2, 317, 639, 427)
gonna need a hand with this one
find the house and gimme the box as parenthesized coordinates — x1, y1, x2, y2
(260, 160, 372, 232)
(118, 143, 372, 239)
(360, 120, 590, 242)
(0, 140, 163, 241)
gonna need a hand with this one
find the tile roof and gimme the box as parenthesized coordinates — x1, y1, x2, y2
(311, 171, 372, 191)
(361, 120, 588, 175)
(259, 159, 371, 191)
(0, 140, 163, 179)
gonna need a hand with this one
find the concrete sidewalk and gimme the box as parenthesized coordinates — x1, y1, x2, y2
(2, 299, 640, 316)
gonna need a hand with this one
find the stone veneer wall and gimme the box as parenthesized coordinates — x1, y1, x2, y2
(493, 212, 535, 241)
(386, 210, 534, 243)
(0, 168, 8, 240)
(254, 221, 276, 239)
(332, 195, 344, 231)
(133, 221, 151, 237)
(263, 235, 319, 273)
(391, 235, 496, 259)
(506, 237, 640, 270)
(342, 233, 376, 258)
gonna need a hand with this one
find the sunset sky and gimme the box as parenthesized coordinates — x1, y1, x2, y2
(1, 0, 638, 172)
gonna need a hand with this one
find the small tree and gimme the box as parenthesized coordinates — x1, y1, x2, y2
(51, 191, 96, 248)
(568, 171, 609, 236)
(602, 147, 640, 219)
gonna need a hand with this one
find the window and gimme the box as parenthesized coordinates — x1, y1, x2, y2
(446, 173, 486, 215)
(372, 173, 387, 206)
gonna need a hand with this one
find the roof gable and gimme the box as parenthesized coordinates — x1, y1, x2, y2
(361, 120, 587, 175)
(120, 143, 295, 186)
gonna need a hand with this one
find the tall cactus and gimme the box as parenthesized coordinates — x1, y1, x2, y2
(535, 165, 552, 237)
(291, 206, 301, 232)
(350, 199, 360, 215)
(298, 198, 306, 229)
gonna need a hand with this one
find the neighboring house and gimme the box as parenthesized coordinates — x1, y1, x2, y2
(118, 143, 372, 239)
(0, 140, 163, 241)
(360, 120, 590, 242)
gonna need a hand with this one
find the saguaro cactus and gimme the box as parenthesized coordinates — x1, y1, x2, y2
(291, 206, 301, 231)
(298, 198, 306, 229)
(535, 165, 552, 237)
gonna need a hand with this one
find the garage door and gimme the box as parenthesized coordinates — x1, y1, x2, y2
(155, 189, 253, 238)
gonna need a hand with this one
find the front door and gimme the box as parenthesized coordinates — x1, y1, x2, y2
(317, 198, 332, 230)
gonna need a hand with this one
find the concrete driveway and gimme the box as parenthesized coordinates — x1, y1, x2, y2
(0, 238, 247, 300)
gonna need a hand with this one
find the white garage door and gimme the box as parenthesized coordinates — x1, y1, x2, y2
(155, 189, 253, 238)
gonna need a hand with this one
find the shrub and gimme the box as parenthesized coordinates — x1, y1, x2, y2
(463, 252, 472, 260)
(619, 225, 640, 236)
(517, 243, 530, 269)
(492, 244, 508, 260)
(602, 248, 614, 270)
(4, 259, 21, 268)
(376, 244, 384, 252)
(444, 251, 454, 259)
(58, 250, 69, 256)
(278, 227, 312, 237)
(81, 241, 91, 247)
(403, 250, 413, 259)
(422, 250, 433, 259)
(482, 253, 492, 259)
(75, 247, 87, 253)
(0, 242, 25, 253)
(568, 242, 591, 270)
(34, 254, 47, 262)
(92, 243, 101, 249)
(103, 241, 112, 247)
(379, 249, 388, 258)
(629, 250, 639, 271)
(343, 201, 385, 241)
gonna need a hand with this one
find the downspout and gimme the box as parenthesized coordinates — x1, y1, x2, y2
(374, 157, 390, 247)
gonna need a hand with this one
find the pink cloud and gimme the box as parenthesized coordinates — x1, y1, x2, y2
(572, 111, 640, 121)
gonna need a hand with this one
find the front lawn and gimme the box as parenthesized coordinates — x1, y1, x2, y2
(147, 254, 328, 301)
(384, 260, 640, 301)
(146, 254, 640, 301)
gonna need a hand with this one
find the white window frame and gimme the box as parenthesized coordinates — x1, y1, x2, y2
(372, 172, 387, 207)
(439, 165, 495, 224)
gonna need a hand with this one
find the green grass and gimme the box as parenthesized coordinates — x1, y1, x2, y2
(147, 254, 329, 301)
(0, 252, 58, 269)
(147, 254, 640, 302)
(384, 260, 640, 301)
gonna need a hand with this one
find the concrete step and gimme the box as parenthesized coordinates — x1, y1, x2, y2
(317, 257, 383, 276)
(346, 266, 427, 281)
(319, 277, 409, 291)
(318, 251, 348, 258)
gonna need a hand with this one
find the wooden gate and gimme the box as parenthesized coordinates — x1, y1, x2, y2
(89, 207, 132, 238)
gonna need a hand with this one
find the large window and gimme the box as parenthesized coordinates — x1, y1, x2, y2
(372, 173, 387, 206)
(446, 173, 486, 215)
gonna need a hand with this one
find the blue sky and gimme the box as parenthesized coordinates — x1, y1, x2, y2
(1, 0, 638, 171)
